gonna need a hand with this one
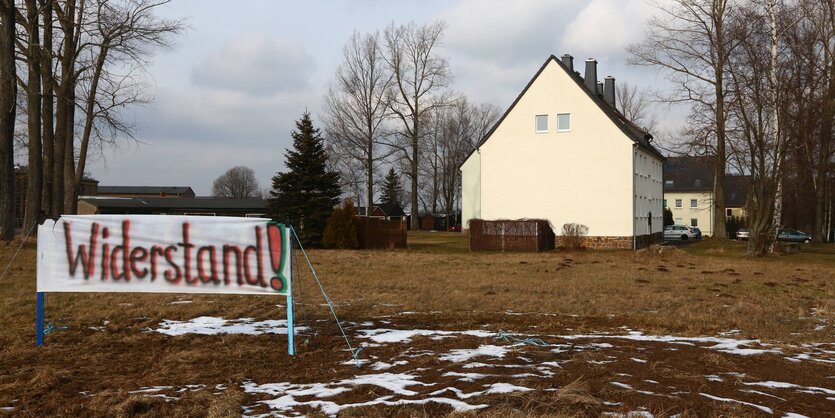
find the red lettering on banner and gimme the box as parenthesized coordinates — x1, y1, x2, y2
(63, 222, 98, 279)
(243, 226, 265, 286)
(197, 246, 219, 284)
(149, 246, 165, 280)
(130, 247, 149, 279)
(222, 245, 243, 285)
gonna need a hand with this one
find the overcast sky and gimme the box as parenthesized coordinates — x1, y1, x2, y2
(87, 0, 681, 195)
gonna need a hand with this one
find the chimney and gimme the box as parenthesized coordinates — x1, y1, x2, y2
(584, 58, 597, 94)
(561, 54, 574, 72)
(604, 76, 616, 109)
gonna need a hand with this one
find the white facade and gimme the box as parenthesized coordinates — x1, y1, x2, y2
(461, 56, 664, 243)
(665, 191, 715, 235)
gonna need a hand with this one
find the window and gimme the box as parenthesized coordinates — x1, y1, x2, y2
(691, 218, 698, 227)
(557, 113, 571, 131)
(675, 199, 682, 208)
(726, 208, 733, 217)
(535, 115, 548, 132)
(663, 199, 667, 208)
(690, 199, 697, 208)
(694, 179, 701, 187)
(665, 180, 673, 187)
(675, 218, 682, 224)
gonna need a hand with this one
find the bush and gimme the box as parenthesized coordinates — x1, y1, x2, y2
(322, 199, 359, 249)
(561, 223, 588, 251)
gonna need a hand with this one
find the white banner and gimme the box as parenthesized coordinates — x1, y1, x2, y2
(37, 215, 292, 295)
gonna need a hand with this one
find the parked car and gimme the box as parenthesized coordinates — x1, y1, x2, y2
(777, 229, 812, 243)
(664, 224, 696, 241)
(736, 228, 750, 240)
(689, 227, 702, 239)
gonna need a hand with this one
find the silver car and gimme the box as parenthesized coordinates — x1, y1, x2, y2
(664, 225, 696, 241)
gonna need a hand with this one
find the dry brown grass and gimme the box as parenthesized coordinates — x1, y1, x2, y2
(0, 232, 833, 416)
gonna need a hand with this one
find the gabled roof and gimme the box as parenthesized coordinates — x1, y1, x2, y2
(79, 197, 268, 211)
(461, 55, 665, 167)
(373, 202, 405, 217)
(664, 156, 716, 192)
(662, 156, 750, 208)
(97, 186, 194, 195)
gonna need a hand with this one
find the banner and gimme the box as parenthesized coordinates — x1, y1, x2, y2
(37, 215, 291, 295)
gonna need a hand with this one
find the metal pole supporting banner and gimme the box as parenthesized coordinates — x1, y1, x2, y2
(287, 241, 295, 356)
(36, 292, 44, 347)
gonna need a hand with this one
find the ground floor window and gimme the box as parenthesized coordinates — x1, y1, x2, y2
(691, 218, 698, 227)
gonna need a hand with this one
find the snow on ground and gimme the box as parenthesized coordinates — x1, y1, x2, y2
(146, 316, 834, 417)
(153, 316, 308, 336)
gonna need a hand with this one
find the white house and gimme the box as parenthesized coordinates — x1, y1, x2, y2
(460, 54, 665, 249)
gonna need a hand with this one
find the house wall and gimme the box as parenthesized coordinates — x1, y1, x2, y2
(462, 59, 637, 238)
(665, 191, 714, 236)
(633, 148, 665, 246)
(461, 150, 481, 231)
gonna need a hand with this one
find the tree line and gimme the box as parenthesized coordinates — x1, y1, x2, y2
(630, 0, 833, 255)
(0, 0, 184, 241)
(322, 21, 500, 230)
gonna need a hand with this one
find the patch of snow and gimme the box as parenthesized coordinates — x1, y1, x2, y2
(705, 375, 724, 382)
(358, 328, 493, 344)
(699, 393, 773, 414)
(340, 373, 434, 396)
(443, 372, 490, 382)
(645, 380, 658, 384)
(631, 357, 647, 363)
(743, 381, 835, 395)
(154, 316, 308, 336)
(484, 383, 532, 394)
(782, 413, 810, 418)
(370, 360, 408, 370)
(541, 361, 561, 368)
(440, 345, 509, 363)
(610, 382, 633, 390)
(559, 331, 780, 356)
(170, 300, 192, 305)
(129, 386, 172, 394)
(740, 389, 786, 401)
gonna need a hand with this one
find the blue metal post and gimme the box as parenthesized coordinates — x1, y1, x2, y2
(36, 292, 44, 346)
(287, 239, 295, 356)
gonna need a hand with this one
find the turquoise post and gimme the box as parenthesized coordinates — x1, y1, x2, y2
(287, 239, 295, 356)
(36, 292, 44, 346)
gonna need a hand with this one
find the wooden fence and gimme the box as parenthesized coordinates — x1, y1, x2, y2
(468, 219, 555, 252)
(356, 217, 408, 249)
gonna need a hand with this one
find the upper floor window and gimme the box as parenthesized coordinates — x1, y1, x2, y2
(675, 199, 682, 208)
(665, 180, 673, 187)
(694, 179, 701, 187)
(690, 199, 697, 208)
(557, 113, 571, 132)
(535, 115, 548, 133)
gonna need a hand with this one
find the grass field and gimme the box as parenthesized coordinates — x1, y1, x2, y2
(0, 232, 832, 417)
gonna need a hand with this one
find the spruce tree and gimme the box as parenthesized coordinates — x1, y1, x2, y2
(269, 112, 341, 247)
(380, 167, 403, 206)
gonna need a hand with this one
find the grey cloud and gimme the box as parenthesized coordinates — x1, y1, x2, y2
(191, 34, 316, 96)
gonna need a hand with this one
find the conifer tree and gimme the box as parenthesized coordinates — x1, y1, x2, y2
(380, 167, 402, 206)
(269, 112, 341, 247)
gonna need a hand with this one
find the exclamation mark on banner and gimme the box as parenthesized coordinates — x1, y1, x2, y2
(266, 224, 285, 292)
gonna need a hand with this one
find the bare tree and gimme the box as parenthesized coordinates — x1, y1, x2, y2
(70, 0, 184, 212)
(629, 0, 737, 239)
(382, 20, 451, 229)
(0, 0, 15, 240)
(616, 81, 657, 133)
(323, 30, 392, 211)
(212, 166, 261, 199)
(20, 0, 42, 234)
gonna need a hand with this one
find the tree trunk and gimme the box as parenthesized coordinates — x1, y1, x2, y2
(41, 0, 54, 214)
(410, 121, 419, 230)
(52, 0, 77, 215)
(64, 85, 77, 214)
(814, 46, 833, 242)
(0, 0, 16, 240)
(75, 46, 107, 197)
(712, 1, 728, 240)
(23, 0, 42, 234)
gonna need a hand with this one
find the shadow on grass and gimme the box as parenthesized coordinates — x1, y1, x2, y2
(684, 238, 835, 264)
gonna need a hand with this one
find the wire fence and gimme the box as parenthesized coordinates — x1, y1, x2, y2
(468, 219, 555, 252)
